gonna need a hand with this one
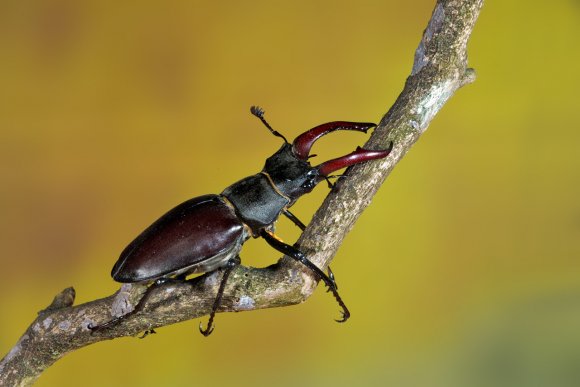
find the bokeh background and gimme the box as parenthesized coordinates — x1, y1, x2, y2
(1, 0, 579, 386)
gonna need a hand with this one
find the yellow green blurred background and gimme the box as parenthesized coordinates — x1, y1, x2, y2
(1, 0, 579, 386)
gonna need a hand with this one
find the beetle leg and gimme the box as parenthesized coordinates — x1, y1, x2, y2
(199, 255, 241, 337)
(283, 209, 306, 231)
(89, 277, 184, 334)
(260, 230, 350, 323)
(174, 273, 188, 281)
(138, 329, 157, 339)
(327, 266, 337, 291)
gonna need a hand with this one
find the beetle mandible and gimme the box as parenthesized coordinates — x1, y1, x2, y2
(90, 106, 393, 336)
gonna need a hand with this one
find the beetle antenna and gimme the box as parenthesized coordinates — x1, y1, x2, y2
(323, 174, 345, 189)
(323, 176, 335, 189)
(250, 106, 288, 143)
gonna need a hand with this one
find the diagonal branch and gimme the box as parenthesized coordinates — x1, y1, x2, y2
(0, 1, 484, 385)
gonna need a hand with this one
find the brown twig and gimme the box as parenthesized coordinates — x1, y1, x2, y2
(0, 1, 484, 385)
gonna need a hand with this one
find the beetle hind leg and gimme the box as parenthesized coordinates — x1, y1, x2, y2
(88, 277, 185, 335)
(260, 230, 350, 323)
(199, 255, 241, 337)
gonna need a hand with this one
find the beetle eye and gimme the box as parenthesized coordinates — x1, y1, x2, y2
(301, 179, 315, 190)
(301, 175, 316, 190)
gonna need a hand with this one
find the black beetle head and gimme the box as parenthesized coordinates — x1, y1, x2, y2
(262, 122, 393, 202)
(263, 143, 321, 200)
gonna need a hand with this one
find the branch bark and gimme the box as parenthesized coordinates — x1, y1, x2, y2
(0, 1, 484, 385)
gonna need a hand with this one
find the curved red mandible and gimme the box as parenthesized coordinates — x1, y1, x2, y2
(316, 143, 393, 176)
(292, 122, 377, 160)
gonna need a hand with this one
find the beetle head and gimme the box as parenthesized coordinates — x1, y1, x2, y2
(262, 120, 393, 201)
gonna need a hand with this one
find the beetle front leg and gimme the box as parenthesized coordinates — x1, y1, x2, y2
(260, 230, 350, 323)
(282, 210, 337, 290)
(326, 265, 337, 291)
(282, 209, 306, 231)
(199, 255, 241, 337)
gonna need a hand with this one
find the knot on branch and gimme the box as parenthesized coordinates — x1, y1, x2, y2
(39, 287, 76, 315)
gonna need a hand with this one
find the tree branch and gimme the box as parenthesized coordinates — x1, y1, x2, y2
(0, 1, 484, 385)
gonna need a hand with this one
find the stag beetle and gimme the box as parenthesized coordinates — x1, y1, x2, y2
(90, 107, 392, 336)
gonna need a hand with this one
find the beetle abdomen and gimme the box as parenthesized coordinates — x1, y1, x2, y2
(112, 194, 245, 283)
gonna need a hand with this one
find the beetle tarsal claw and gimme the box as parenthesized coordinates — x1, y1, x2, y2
(199, 322, 215, 337)
(138, 329, 157, 339)
(335, 310, 350, 323)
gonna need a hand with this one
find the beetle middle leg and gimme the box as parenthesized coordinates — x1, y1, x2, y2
(199, 255, 241, 337)
(260, 230, 350, 323)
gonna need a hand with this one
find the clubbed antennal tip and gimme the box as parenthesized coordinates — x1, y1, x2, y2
(250, 106, 288, 143)
(250, 105, 265, 119)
